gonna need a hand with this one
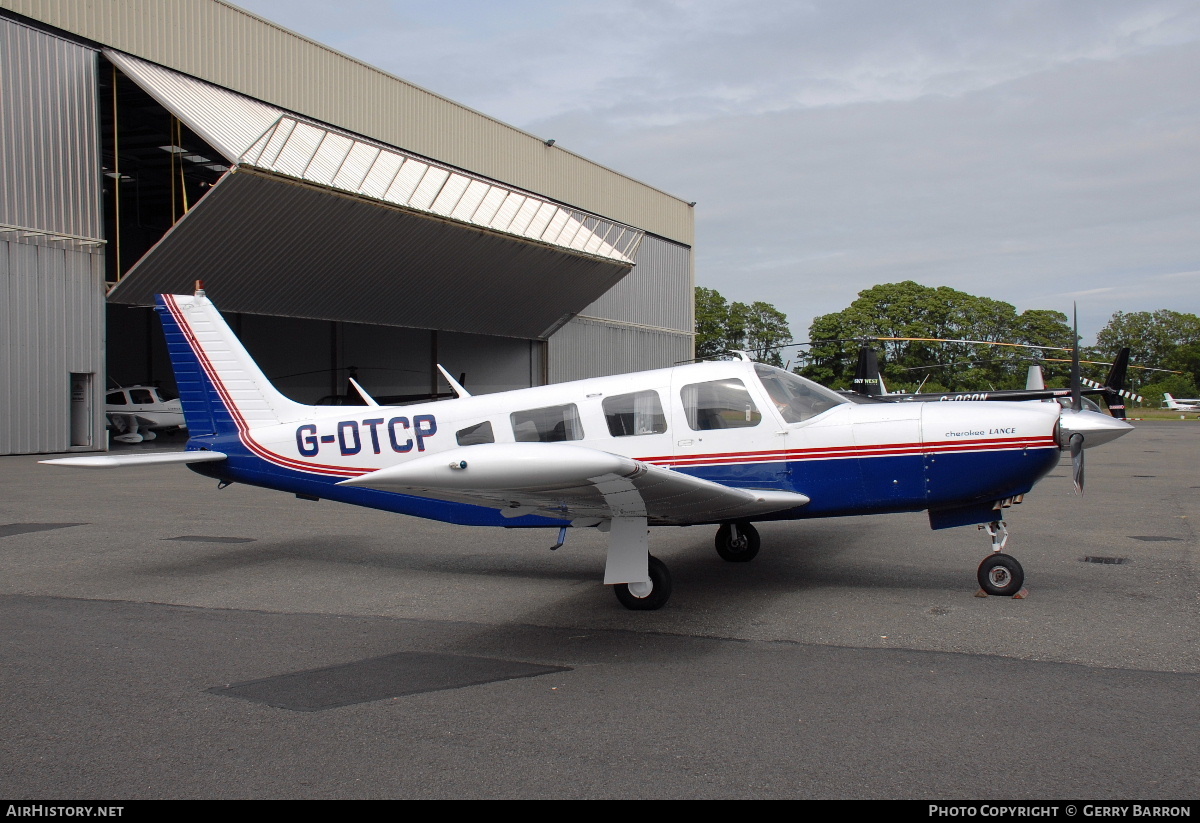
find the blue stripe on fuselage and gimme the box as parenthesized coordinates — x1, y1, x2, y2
(676, 445, 1058, 521)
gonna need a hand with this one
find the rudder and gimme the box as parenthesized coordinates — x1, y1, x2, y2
(155, 292, 310, 439)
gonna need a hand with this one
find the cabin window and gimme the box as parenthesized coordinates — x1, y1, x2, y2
(511, 404, 584, 442)
(754, 363, 846, 423)
(129, 389, 154, 405)
(603, 391, 667, 437)
(106, 391, 126, 406)
(681, 379, 762, 430)
(456, 421, 495, 446)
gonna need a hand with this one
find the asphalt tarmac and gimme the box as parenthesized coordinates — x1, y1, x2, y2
(1, 423, 1196, 799)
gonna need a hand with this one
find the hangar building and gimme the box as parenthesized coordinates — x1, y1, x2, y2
(0, 0, 695, 455)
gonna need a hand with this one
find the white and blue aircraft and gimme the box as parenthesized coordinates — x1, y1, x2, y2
(43, 289, 1133, 609)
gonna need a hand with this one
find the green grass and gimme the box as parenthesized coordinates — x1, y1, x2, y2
(1126, 407, 1200, 421)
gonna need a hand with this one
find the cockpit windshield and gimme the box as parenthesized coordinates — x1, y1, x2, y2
(753, 363, 847, 424)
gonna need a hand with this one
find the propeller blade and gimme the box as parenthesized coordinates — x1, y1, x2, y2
(1070, 432, 1085, 494)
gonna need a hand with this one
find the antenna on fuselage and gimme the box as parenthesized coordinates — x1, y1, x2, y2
(437, 364, 472, 398)
(347, 377, 380, 407)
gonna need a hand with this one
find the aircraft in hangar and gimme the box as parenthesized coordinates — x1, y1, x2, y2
(105, 384, 187, 444)
(43, 289, 1132, 610)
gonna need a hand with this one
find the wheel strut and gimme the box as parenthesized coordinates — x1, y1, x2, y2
(979, 520, 1008, 552)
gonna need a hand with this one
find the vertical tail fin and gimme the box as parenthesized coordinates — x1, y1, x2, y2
(851, 346, 885, 396)
(1102, 347, 1131, 419)
(155, 292, 310, 438)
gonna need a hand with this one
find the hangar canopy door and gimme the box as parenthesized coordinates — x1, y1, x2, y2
(104, 51, 643, 339)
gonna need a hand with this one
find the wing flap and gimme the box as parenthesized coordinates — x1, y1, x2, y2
(337, 443, 809, 525)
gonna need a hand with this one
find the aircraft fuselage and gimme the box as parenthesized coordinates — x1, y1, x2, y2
(184, 360, 1062, 530)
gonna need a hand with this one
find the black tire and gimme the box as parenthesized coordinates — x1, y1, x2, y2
(715, 521, 760, 562)
(977, 553, 1025, 596)
(613, 555, 672, 611)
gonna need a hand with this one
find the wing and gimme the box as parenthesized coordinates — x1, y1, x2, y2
(106, 412, 135, 433)
(337, 442, 809, 526)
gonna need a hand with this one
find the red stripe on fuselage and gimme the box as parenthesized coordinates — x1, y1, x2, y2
(640, 436, 1057, 468)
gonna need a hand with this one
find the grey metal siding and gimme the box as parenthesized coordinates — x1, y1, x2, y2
(0, 17, 105, 455)
(577, 235, 693, 333)
(0, 15, 102, 238)
(1, 240, 105, 454)
(1, 0, 694, 245)
(547, 317, 692, 384)
(548, 234, 694, 382)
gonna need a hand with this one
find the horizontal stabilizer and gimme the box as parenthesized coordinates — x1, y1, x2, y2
(40, 451, 227, 469)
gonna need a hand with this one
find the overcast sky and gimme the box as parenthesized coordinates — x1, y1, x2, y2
(232, 0, 1200, 344)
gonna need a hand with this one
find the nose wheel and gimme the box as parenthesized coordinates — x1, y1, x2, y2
(977, 553, 1025, 596)
(975, 520, 1027, 598)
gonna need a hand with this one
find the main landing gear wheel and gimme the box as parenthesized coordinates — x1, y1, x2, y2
(613, 555, 672, 611)
(715, 521, 760, 562)
(977, 553, 1025, 597)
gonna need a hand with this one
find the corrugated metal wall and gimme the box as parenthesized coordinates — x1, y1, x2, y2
(547, 316, 691, 383)
(578, 235, 692, 333)
(0, 16, 106, 454)
(548, 235, 693, 382)
(0, 15, 102, 238)
(1, 0, 695, 246)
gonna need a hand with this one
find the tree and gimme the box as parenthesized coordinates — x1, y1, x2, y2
(1094, 310, 1200, 393)
(799, 282, 1075, 392)
(694, 287, 791, 366)
(730, 301, 790, 366)
(695, 287, 732, 359)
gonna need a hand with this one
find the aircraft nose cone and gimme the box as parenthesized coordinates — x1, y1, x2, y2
(1058, 409, 1134, 449)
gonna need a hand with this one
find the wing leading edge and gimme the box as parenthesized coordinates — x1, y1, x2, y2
(337, 442, 810, 526)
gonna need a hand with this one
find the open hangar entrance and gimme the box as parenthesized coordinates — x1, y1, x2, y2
(99, 51, 642, 411)
(107, 306, 542, 407)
